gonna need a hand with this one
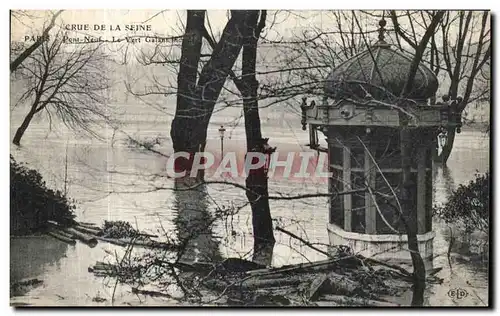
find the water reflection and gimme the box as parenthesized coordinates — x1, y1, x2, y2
(10, 236, 70, 283)
(432, 164, 455, 205)
(171, 181, 222, 263)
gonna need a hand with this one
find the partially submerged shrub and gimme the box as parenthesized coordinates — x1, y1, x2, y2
(101, 220, 141, 239)
(10, 155, 76, 234)
(434, 172, 489, 233)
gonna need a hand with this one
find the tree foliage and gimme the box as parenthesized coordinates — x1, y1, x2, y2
(10, 155, 76, 234)
(434, 172, 490, 233)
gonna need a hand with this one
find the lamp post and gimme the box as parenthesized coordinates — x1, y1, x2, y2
(218, 125, 226, 158)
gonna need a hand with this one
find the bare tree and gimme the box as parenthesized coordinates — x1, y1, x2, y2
(12, 29, 111, 145)
(168, 10, 277, 262)
(170, 10, 259, 179)
(390, 10, 490, 164)
(171, 10, 205, 164)
(240, 10, 276, 263)
(397, 11, 445, 305)
(10, 10, 63, 73)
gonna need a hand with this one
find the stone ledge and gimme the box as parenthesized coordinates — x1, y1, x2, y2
(327, 223, 435, 260)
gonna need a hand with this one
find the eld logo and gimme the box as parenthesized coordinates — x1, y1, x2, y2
(447, 288, 469, 300)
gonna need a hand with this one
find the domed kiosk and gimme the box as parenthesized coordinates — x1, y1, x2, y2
(301, 20, 459, 261)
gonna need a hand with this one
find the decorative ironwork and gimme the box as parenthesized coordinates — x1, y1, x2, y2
(378, 17, 386, 43)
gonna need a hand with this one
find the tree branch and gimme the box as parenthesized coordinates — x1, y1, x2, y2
(10, 10, 62, 73)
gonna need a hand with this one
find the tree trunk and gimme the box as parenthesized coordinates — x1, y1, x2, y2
(10, 10, 63, 73)
(171, 10, 205, 178)
(171, 11, 256, 180)
(13, 110, 35, 146)
(241, 10, 275, 265)
(399, 120, 426, 306)
(397, 12, 444, 305)
(195, 10, 257, 147)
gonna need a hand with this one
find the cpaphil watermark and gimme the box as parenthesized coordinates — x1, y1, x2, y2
(166, 151, 332, 182)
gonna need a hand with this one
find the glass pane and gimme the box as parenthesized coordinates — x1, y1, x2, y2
(329, 145, 343, 166)
(330, 168, 344, 228)
(375, 171, 406, 234)
(350, 147, 364, 169)
(351, 171, 366, 233)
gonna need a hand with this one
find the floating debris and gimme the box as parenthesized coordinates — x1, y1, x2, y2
(64, 227, 98, 246)
(46, 231, 76, 245)
(105, 248, 444, 307)
(44, 219, 166, 249)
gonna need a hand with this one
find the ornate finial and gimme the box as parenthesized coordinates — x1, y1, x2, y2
(378, 18, 387, 42)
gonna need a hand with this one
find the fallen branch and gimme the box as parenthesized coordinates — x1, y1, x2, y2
(64, 227, 98, 246)
(47, 231, 76, 245)
(204, 275, 304, 292)
(55, 230, 75, 239)
(73, 225, 102, 236)
(276, 226, 331, 258)
(131, 287, 175, 299)
(246, 258, 346, 277)
(359, 256, 412, 277)
(95, 236, 176, 250)
(269, 188, 367, 201)
(137, 232, 159, 238)
(76, 221, 100, 228)
(320, 294, 400, 307)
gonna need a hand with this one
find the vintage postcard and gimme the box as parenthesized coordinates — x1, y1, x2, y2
(9, 9, 490, 307)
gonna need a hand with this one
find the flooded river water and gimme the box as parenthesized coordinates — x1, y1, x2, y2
(9, 105, 489, 306)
